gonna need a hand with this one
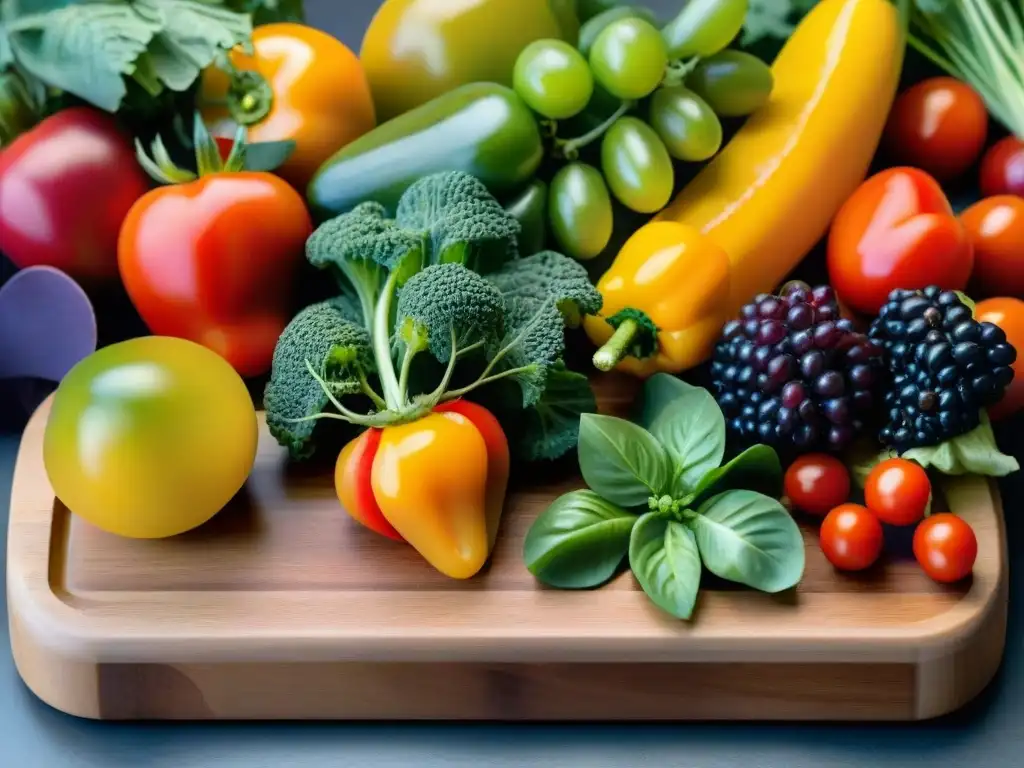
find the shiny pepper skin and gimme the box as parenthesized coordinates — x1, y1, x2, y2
(334, 400, 510, 578)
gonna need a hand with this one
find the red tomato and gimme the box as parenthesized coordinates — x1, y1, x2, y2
(820, 504, 884, 572)
(827, 167, 974, 315)
(0, 107, 150, 283)
(913, 513, 977, 584)
(975, 297, 1024, 421)
(980, 136, 1024, 198)
(961, 196, 1024, 298)
(864, 458, 931, 526)
(783, 454, 851, 516)
(883, 77, 988, 181)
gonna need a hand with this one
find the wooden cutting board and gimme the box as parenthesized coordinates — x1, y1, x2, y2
(6, 374, 1008, 721)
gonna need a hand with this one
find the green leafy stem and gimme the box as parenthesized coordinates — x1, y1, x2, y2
(523, 373, 805, 621)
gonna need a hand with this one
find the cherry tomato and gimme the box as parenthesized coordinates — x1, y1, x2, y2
(979, 136, 1024, 198)
(820, 503, 884, 572)
(827, 167, 974, 315)
(913, 513, 977, 584)
(864, 458, 931, 526)
(783, 454, 851, 516)
(975, 297, 1024, 421)
(961, 196, 1024, 298)
(882, 78, 988, 181)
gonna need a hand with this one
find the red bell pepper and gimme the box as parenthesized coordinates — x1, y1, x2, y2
(118, 117, 312, 378)
(827, 167, 974, 316)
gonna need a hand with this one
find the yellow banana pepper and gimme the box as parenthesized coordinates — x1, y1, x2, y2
(584, 221, 731, 378)
(586, 0, 906, 377)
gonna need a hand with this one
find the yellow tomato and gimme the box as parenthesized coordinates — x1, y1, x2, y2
(359, 0, 572, 122)
(43, 336, 258, 539)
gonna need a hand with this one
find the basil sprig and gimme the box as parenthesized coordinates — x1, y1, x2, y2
(523, 374, 805, 620)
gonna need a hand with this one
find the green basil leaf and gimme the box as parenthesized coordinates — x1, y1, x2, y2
(523, 490, 637, 588)
(638, 373, 725, 493)
(578, 413, 673, 506)
(903, 411, 1019, 477)
(628, 512, 702, 620)
(687, 444, 782, 508)
(692, 490, 804, 593)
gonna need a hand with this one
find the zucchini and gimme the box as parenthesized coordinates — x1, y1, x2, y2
(308, 83, 544, 218)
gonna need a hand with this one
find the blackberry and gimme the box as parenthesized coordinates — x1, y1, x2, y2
(868, 286, 1017, 452)
(710, 282, 885, 453)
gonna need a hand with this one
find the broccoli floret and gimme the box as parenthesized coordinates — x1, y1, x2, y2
(264, 298, 375, 459)
(396, 263, 506, 362)
(487, 250, 603, 327)
(513, 363, 597, 461)
(495, 296, 567, 407)
(395, 172, 521, 273)
(305, 202, 423, 322)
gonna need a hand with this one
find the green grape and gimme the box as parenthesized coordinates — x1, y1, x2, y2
(513, 40, 594, 119)
(661, 0, 748, 59)
(687, 50, 774, 117)
(649, 85, 723, 162)
(549, 163, 613, 261)
(600, 117, 674, 214)
(589, 18, 668, 101)
(578, 6, 659, 58)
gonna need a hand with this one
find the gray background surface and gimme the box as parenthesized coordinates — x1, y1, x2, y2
(1, 0, 1022, 765)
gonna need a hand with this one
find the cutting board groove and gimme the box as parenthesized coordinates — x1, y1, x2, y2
(7, 375, 1008, 721)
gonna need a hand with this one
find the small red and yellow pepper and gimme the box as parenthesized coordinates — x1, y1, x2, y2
(334, 400, 510, 579)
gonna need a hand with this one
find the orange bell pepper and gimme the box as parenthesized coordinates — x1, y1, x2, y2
(200, 22, 376, 189)
(583, 221, 731, 378)
(333, 400, 510, 578)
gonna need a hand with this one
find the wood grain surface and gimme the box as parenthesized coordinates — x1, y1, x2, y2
(6, 375, 1009, 721)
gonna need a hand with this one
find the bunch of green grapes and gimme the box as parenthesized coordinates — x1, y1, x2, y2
(511, 0, 773, 262)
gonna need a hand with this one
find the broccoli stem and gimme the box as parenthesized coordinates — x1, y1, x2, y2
(593, 318, 641, 372)
(373, 270, 404, 410)
(397, 345, 417, 403)
(358, 370, 388, 410)
(442, 365, 539, 400)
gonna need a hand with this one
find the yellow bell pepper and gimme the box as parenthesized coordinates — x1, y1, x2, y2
(584, 221, 731, 378)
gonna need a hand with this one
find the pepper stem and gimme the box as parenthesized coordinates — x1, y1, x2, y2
(593, 319, 641, 371)
(226, 70, 275, 127)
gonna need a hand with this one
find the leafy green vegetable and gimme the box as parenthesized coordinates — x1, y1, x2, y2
(525, 375, 803, 619)
(0, 0, 252, 112)
(638, 373, 725, 494)
(629, 512, 702, 620)
(509, 363, 597, 462)
(578, 414, 673, 507)
(909, 0, 1024, 138)
(523, 490, 636, 589)
(265, 171, 602, 463)
(691, 490, 804, 593)
(741, 0, 819, 47)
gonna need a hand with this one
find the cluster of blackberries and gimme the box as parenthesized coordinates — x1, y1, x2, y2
(709, 282, 885, 453)
(867, 287, 1016, 452)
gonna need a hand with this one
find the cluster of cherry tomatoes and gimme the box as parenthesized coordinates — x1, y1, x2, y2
(784, 454, 978, 584)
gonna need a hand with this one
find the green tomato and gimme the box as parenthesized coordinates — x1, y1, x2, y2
(504, 179, 549, 255)
(43, 336, 258, 539)
(589, 18, 668, 101)
(600, 116, 674, 213)
(549, 163, 613, 261)
(514, 40, 594, 119)
(687, 50, 774, 117)
(649, 85, 723, 162)
(661, 0, 748, 59)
